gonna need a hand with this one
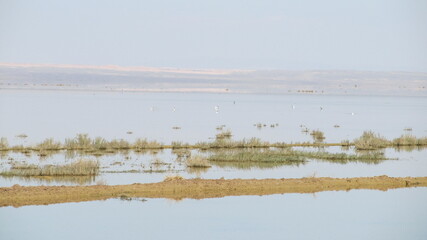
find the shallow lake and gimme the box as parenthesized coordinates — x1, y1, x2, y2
(1, 90, 426, 145)
(1, 147, 427, 187)
(0, 90, 426, 186)
(1, 90, 427, 239)
(1, 188, 426, 240)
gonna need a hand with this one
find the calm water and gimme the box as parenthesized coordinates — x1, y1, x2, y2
(1, 188, 426, 240)
(0, 90, 427, 186)
(1, 90, 427, 239)
(1, 90, 426, 145)
(1, 147, 427, 187)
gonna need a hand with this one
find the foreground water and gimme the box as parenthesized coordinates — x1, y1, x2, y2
(1, 188, 426, 240)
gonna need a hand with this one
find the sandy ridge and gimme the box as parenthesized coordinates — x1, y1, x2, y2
(1, 176, 427, 207)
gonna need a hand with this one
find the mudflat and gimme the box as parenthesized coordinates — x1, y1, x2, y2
(1, 175, 426, 207)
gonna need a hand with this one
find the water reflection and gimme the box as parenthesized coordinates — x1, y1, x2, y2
(211, 161, 305, 170)
(1, 189, 426, 240)
(0, 175, 95, 185)
(393, 145, 427, 152)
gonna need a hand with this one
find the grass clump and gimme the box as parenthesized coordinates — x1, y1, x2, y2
(0, 137, 9, 150)
(186, 155, 211, 168)
(91, 137, 109, 150)
(108, 139, 131, 149)
(196, 138, 270, 149)
(392, 134, 427, 146)
(171, 141, 191, 149)
(134, 138, 163, 149)
(35, 138, 62, 150)
(64, 134, 92, 149)
(353, 131, 390, 150)
(1, 159, 99, 176)
(294, 150, 387, 164)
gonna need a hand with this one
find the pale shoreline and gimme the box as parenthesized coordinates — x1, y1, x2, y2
(1, 62, 426, 96)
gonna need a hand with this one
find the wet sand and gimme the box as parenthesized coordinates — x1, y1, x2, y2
(1, 175, 426, 207)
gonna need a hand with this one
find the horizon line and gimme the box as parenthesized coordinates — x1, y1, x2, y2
(0, 62, 426, 74)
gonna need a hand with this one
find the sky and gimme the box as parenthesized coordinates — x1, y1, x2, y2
(0, 0, 426, 71)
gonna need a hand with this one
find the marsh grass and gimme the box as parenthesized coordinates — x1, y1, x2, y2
(134, 138, 163, 149)
(208, 149, 306, 163)
(2, 131, 426, 157)
(392, 134, 427, 146)
(353, 132, 427, 150)
(186, 155, 211, 168)
(0, 137, 9, 150)
(296, 149, 388, 164)
(64, 134, 92, 149)
(0, 159, 99, 176)
(196, 138, 270, 149)
(210, 160, 304, 169)
(171, 141, 191, 149)
(353, 131, 389, 150)
(208, 147, 387, 165)
(35, 138, 62, 150)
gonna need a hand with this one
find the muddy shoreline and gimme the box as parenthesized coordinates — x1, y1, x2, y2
(1, 176, 426, 207)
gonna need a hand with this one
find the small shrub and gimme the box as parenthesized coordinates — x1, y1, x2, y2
(36, 138, 62, 150)
(186, 155, 211, 168)
(353, 131, 390, 150)
(0, 137, 9, 150)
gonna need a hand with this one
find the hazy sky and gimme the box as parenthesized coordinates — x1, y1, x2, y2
(0, 0, 426, 71)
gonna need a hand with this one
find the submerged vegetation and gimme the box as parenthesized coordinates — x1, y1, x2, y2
(195, 137, 270, 149)
(208, 149, 306, 163)
(186, 155, 211, 168)
(207, 148, 388, 165)
(0, 159, 99, 177)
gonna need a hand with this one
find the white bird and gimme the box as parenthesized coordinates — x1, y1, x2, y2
(172, 107, 176, 112)
(351, 112, 355, 116)
(214, 105, 219, 114)
(150, 106, 154, 112)
(292, 105, 295, 109)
